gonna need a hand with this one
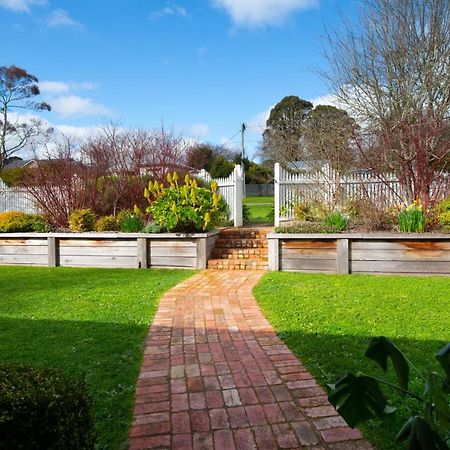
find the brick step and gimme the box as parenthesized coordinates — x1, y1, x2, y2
(218, 228, 269, 240)
(216, 238, 268, 249)
(207, 258, 268, 270)
(211, 247, 268, 259)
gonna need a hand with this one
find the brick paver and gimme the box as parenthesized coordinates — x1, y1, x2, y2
(129, 270, 371, 449)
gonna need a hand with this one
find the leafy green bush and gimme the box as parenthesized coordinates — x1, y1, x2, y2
(398, 202, 426, 233)
(0, 211, 51, 233)
(117, 209, 143, 232)
(328, 338, 450, 449)
(68, 209, 96, 232)
(242, 203, 251, 225)
(145, 172, 228, 232)
(95, 215, 120, 232)
(0, 365, 95, 450)
(291, 200, 329, 222)
(324, 210, 349, 231)
(438, 197, 450, 231)
(142, 222, 164, 233)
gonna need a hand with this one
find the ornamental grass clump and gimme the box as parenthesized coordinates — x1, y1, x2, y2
(144, 172, 227, 232)
(398, 202, 426, 233)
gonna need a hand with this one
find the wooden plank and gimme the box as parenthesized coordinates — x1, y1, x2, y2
(0, 245, 48, 255)
(150, 256, 195, 268)
(196, 238, 207, 269)
(351, 249, 450, 262)
(47, 237, 59, 267)
(337, 239, 349, 275)
(282, 240, 337, 250)
(0, 239, 47, 246)
(150, 240, 195, 248)
(137, 238, 148, 269)
(351, 240, 450, 251)
(59, 256, 136, 268)
(280, 248, 336, 260)
(148, 247, 197, 257)
(0, 254, 47, 265)
(59, 246, 137, 257)
(268, 238, 279, 271)
(280, 258, 336, 272)
(350, 260, 450, 274)
(59, 239, 137, 248)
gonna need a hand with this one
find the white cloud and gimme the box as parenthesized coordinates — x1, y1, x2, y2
(0, 0, 47, 13)
(47, 9, 83, 29)
(150, 2, 188, 20)
(211, 0, 317, 27)
(40, 80, 96, 94)
(39, 81, 70, 94)
(310, 93, 340, 107)
(51, 95, 111, 117)
(247, 106, 272, 132)
(188, 123, 210, 138)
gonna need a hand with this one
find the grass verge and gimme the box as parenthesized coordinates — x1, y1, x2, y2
(244, 195, 274, 225)
(0, 266, 193, 450)
(253, 272, 450, 450)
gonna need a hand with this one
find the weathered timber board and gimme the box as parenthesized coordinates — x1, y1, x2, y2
(0, 253, 47, 265)
(59, 255, 136, 268)
(280, 258, 336, 272)
(350, 260, 450, 274)
(281, 248, 337, 260)
(351, 249, 450, 262)
(282, 240, 337, 249)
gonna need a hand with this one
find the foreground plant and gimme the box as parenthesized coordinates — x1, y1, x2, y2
(328, 337, 450, 449)
(398, 202, 426, 233)
(144, 172, 227, 232)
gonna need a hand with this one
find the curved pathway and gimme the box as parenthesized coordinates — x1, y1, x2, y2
(129, 270, 371, 449)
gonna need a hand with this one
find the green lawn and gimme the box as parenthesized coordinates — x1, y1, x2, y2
(244, 195, 274, 225)
(0, 266, 193, 450)
(253, 272, 450, 450)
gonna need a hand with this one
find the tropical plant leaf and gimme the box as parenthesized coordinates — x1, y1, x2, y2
(436, 344, 450, 393)
(327, 373, 396, 428)
(396, 416, 448, 450)
(425, 372, 450, 433)
(365, 336, 410, 391)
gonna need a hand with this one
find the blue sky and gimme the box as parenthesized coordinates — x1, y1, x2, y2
(1, 0, 357, 159)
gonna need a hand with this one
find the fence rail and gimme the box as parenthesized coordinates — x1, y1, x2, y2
(0, 180, 40, 214)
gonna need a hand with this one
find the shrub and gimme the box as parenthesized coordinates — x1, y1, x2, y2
(0, 211, 51, 233)
(242, 203, 251, 225)
(398, 202, 426, 233)
(276, 222, 344, 234)
(323, 210, 349, 231)
(142, 222, 164, 233)
(117, 209, 143, 232)
(145, 172, 228, 232)
(0, 365, 95, 450)
(95, 215, 120, 232)
(68, 209, 96, 232)
(437, 197, 450, 231)
(291, 200, 329, 222)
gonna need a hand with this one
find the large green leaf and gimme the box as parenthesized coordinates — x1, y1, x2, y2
(365, 336, 410, 391)
(328, 373, 396, 428)
(425, 372, 450, 434)
(396, 416, 448, 450)
(436, 344, 450, 393)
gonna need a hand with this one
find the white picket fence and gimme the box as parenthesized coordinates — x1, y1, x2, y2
(199, 164, 243, 227)
(274, 162, 403, 226)
(0, 180, 40, 214)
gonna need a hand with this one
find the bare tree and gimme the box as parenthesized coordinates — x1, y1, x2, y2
(0, 66, 52, 170)
(324, 0, 450, 205)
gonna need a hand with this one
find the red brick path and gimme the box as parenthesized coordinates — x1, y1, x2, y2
(129, 271, 372, 449)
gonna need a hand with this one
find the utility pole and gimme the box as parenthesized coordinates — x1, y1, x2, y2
(240, 123, 246, 197)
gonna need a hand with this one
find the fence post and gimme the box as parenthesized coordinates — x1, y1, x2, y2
(233, 165, 243, 227)
(274, 163, 280, 227)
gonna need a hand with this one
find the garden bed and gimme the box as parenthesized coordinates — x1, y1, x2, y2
(268, 232, 450, 275)
(0, 231, 219, 269)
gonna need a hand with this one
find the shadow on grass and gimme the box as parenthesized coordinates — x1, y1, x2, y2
(0, 317, 148, 450)
(274, 328, 447, 450)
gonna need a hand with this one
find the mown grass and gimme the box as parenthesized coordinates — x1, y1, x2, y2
(253, 272, 450, 450)
(244, 195, 274, 225)
(0, 266, 194, 450)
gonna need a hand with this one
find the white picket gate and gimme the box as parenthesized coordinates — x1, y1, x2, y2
(199, 164, 243, 227)
(274, 162, 403, 226)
